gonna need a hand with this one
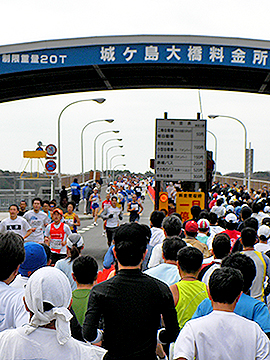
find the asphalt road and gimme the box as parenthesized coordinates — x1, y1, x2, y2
(78, 192, 154, 269)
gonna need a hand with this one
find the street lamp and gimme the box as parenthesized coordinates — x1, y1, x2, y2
(110, 154, 125, 170)
(80, 119, 114, 182)
(208, 114, 248, 186)
(207, 130, 217, 181)
(113, 164, 126, 181)
(93, 130, 120, 180)
(101, 138, 122, 173)
(57, 98, 105, 187)
(106, 145, 124, 178)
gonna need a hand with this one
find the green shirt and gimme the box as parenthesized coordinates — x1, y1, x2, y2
(72, 288, 91, 326)
(175, 280, 208, 330)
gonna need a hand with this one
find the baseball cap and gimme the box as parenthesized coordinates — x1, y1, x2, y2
(19, 242, 47, 277)
(197, 219, 210, 230)
(258, 225, 270, 239)
(66, 233, 84, 249)
(53, 208, 63, 216)
(225, 213, 238, 223)
(185, 220, 199, 233)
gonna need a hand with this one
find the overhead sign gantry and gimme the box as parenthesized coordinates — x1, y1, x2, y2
(1, 35, 270, 102)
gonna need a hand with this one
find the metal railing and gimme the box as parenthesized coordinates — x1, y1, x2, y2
(0, 189, 36, 211)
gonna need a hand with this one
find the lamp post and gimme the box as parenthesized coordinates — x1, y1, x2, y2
(113, 164, 126, 181)
(208, 114, 248, 186)
(80, 119, 114, 183)
(101, 138, 122, 173)
(106, 145, 123, 178)
(110, 154, 125, 170)
(207, 130, 217, 181)
(93, 130, 120, 180)
(57, 98, 105, 187)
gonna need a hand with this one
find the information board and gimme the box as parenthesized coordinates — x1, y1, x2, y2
(155, 119, 206, 182)
(175, 192, 205, 222)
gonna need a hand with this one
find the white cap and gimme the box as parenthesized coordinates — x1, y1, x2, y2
(225, 213, 238, 223)
(66, 233, 84, 249)
(258, 225, 270, 239)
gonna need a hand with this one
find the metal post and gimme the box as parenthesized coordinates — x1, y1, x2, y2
(93, 130, 119, 181)
(80, 119, 114, 183)
(208, 115, 248, 186)
(57, 98, 105, 188)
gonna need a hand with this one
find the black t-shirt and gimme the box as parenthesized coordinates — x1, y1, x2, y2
(83, 269, 179, 360)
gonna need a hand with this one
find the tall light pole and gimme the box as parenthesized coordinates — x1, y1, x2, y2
(57, 97, 105, 187)
(113, 164, 126, 181)
(101, 138, 122, 173)
(110, 154, 125, 170)
(207, 130, 217, 181)
(81, 119, 114, 183)
(208, 114, 248, 186)
(106, 145, 123, 178)
(93, 130, 120, 180)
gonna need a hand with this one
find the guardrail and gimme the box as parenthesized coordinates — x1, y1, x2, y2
(215, 174, 270, 190)
(0, 189, 36, 211)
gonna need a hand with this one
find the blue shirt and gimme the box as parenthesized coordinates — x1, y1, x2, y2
(70, 182, 81, 196)
(192, 293, 270, 334)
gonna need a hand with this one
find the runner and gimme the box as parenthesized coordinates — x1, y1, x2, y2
(70, 178, 81, 211)
(44, 208, 72, 265)
(42, 200, 52, 223)
(64, 201, 81, 233)
(101, 196, 122, 246)
(100, 193, 112, 236)
(18, 200, 28, 217)
(0, 204, 33, 240)
(89, 187, 101, 226)
(127, 193, 143, 222)
(23, 198, 49, 243)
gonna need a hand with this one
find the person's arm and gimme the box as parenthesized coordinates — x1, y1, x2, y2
(83, 286, 103, 342)
(63, 225, 72, 246)
(127, 202, 132, 212)
(170, 283, 179, 307)
(138, 201, 144, 214)
(74, 214, 80, 227)
(158, 283, 180, 345)
(44, 224, 51, 245)
(23, 228, 34, 240)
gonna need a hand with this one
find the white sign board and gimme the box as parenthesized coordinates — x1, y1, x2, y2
(155, 119, 206, 182)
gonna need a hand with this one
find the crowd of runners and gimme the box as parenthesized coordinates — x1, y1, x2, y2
(0, 177, 270, 359)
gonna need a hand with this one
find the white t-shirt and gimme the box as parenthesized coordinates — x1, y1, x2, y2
(173, 310, 270, 360)
(23, 210, 49, 242)
(45, 223, 72, 254)
(0, 281, 29, 331)
(10, 275, 28, 290)
(0, 217, 31, 238)
(0, 326, 106, 360)
(255, 243, 270, 253)
(148, 243, 163, 268)
(149, 227, 165, 247)
(104, 206, 122, 228)
(207, 225, 225, 249)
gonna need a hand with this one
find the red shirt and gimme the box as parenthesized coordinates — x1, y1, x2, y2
(222, 229, 241, 250)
